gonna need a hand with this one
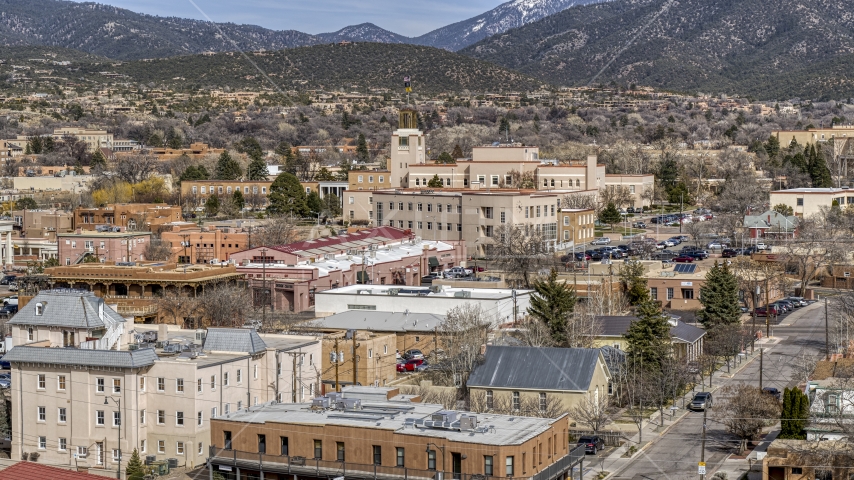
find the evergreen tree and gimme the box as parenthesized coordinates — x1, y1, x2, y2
(619, 260, 651, 306)
(779, 387, 809, 440)
(194, 113, 212, 127)
(599, 202, 621, 228)
(322, 193, 342, 217)
(772, 204, 793, 216)
(90, 148, 108, 171)
(267, 172, 308, 216)
(526, 268, 577, 345)
(436, 152, 455, 164)
(180, 165, 210, 182)
(625, 297, 672, 368)
(764, 135, 781, 160)
(356, 133, 369, 162)
(215, 151, 243, 180)
(306, 191, 322, 215)
(232, 189, 245, 210)
(236, 137, 264, 160)
(427, 174, 444, 188)
(247, 156, 269, 181)
(657, 157, 679, 190)
(314, 167, 337, 181)
(807, 144, 833, 188)
(125, 448, 146, 480)
(697, 262, 741, 328)
(205, 195, 220, 216)
(452, 145, 464, 159)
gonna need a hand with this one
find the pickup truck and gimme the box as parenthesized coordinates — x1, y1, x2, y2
(443, 267, 473, 278)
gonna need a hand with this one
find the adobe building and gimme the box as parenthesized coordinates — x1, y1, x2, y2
(73, 203, 182, 231)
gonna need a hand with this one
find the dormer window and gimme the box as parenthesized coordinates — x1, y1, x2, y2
(35, 303, 44, 316)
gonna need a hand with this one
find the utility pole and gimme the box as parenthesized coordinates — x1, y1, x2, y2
(765, 278, 771, 339)
(352, 333, 359, 387)
(699, 406, 707, 480)
(826, 297, 830, 360)
(261, 247, 267, 329)
(759, 347, 763, 391)
(751, 286, 759, 353)
(334, 337, 340, 392)
(680, 192, 684, 234)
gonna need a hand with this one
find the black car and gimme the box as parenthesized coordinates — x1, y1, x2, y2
(577, 435, 605, 454)
(688, 251, 710, 260)
(762, 387, 782, 401)
(0, 305, 17, 316)
(0, 275, 15, 286)
(721, 249, 739, 258)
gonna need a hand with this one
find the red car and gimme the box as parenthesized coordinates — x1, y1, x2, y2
(397, 359, 425, 372)
(673, 256, 695, 263)
(754, 305, 780, 317)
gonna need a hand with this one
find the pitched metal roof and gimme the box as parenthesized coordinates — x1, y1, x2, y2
(0, 461, 105, 479)
(264, 226, 410, 256)
(8, 289, 125, 329)
(3, 346, 158, 368)
(466, 346, 603, 392)
(203, 328, 267, 354)
(307, 311, 445, 333)
(594, 316, 706, 344)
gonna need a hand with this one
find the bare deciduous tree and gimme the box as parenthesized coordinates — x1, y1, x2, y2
(427, 304, 491, 392)
(114, 154, 159, 184)
(144, 238, 173, 261)
(200, 284, 253, 327)
(251, 214, 301, 248)
(570, 393, 614, 433)
(713, 384, 780, 454)
(490, 223, 551, 288)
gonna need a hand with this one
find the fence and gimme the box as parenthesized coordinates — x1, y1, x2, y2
(210, 445, 578, 480)
(568, 429, 626, 447)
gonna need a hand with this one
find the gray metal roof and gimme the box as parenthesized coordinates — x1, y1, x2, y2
(203, 328, 267, 354)
(307, 311, 445, 333)
(3, 346, 158, 368)
(466, 346, 603, 392)
(594, 316, 706, 344)
(8, 290, 125, 329)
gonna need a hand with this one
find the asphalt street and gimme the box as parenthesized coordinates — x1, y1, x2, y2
(609, 301, 828, 480)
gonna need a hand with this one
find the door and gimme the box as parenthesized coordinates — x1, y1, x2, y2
(452, 452, 462, 480)
(767, 467, 785, 480)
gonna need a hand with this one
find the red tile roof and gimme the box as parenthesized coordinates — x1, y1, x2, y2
(0, 462, 104, 479)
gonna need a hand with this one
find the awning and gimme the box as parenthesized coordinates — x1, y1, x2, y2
(356, 271, 370, 284)
(428, 256, 439, 267)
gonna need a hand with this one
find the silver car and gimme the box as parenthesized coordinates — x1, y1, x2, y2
(689, 392, 712, 411)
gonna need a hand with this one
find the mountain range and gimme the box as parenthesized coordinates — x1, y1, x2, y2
(461, 0, 854, 99)
(0, 0, 600, 60)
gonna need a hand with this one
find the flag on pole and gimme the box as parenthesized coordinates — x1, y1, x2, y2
(404, 76, 411, 93)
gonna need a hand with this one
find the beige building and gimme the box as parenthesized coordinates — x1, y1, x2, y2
(467, 346, 612, 414)
(558, 208, 596, 247)
(348, 169, 391, 191)
(603, 174, 655, 209)
(51, 127, 114, 152)
(5, 294, 321, 474)
(320, 330, 398, 389)
(769, 187, 854, 218)
(772, 125, 854, 146)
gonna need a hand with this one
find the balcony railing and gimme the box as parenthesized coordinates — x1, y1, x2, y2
(209, 445, 582, 480)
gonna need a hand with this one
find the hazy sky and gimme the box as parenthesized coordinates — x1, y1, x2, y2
(73, 0, 505, 36)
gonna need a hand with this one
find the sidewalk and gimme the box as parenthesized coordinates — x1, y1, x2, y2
(587, 338, 778, 480)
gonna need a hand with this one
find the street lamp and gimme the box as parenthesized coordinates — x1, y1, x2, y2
(104, 397, 121, 480)
(426, 443, 446, 476)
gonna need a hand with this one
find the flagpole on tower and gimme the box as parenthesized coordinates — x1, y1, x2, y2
(404, 75, 411, 106)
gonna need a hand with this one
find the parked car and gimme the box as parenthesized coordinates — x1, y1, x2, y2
(706, 241, 728, 250)
(755, 242, 769, 250)
(721, 249, 739, 258)
(773, 300, 793, 312)
(687, 251, 710, 260)
(677, 235, 690, 242)
(689, 392, 713, 411)
(655, 242, 668, 249)
(402, 349, 424, 360)
(668, 237, 683, 245)
(633, 222, 647, 228)
(577, 435, 605, 455)
(575, 252, 591, 261)
(0, 358, 10, 369)
(7, 282, 17, 292)
(661, 259, 674, 267)
(673, 256, 695, 263)
(788, 297, 808, 307)
(397, 358, 426, 372)
(443, 267, 472, 278)
(591, 237, 612, 245)
(754, 305, 781, 317)
(3, 296, 17, 306)
(0, 378, 9, 389)
(0, 305, 17, 316)
(0, 275, 15, 285)
(762, 387, 782, 401)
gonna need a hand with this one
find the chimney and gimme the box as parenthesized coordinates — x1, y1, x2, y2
(159, 323, 168, 340)
(75, 227, 82, 235)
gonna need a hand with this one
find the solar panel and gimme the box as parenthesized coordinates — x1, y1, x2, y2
(674, 264, 697, 274)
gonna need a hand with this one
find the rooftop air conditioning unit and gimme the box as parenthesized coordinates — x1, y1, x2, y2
(429, 285, 443, 293)
(453, 291, 471, 298)
(459, 414, 478, 431)
(312, 397, 330, 408)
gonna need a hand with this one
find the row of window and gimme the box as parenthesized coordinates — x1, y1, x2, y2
(355, 175, 384, 184)
(223, 433, 515, 476)
(35, 370, 256, 395)
(38, 405, 208, 428)
(650, 287, 695, 300)
(562, 214, 594, 226)
(385, 220, 462, 231)
(191, 186, 267, 195)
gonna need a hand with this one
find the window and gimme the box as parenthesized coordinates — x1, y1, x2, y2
(157, 410, 165, 425)
(28, 327, 33, 341)
(157, 377, 165, 392)
(140, 409, 145, 424)
(506, 456, 514, 476)
(417, 203, 423, 211)
(358, 175, 364, 183)
(408, 202, 413, 211)
(536, 206, 541, 217)
(140, 440, 146, 453)
(369, 176, 374, 183)
(417, 221, 422, 229)
(113, 378, 121, 393)
(113, 411, 121, 426)
(177, 442, 185, 455)
(237, 369, 242, 383)
(512, 391, 520, 411)
(156, 440, 165, 454)
(396, 447, 405, 467)
(199, 442, 203, 455)
(258, 434, 266, 454)
(197, 378, 202, 393)
(96, 410, 104, 425)
(491, 175, 499, 186)
(39, 436, 46, 449)
(211, 375, 216, 389)
(176, 411, 184, 426)
(608, 382, 614, 395)
(380, 176, 385, 183)
(59, 438, 67, 451)
(457, 223, 462, 232)
(791, 468, 803, 475)
(682, 288, 695, 300)
(335, 441, 345, 461)
(237, 401, 242, 410)
(197, 411, 203, 426)
(58, 407, 66, 422)
(427, 222, 432, 230)
(211, 407, 217, 418)
(667, 288, 674, 300)
(224, 372, 229, 385)
(224, 431, 232, 450)
(176, 378, 184, 392)
(280, 437, 289, 456)
(485, 456, 494, 476)
(486, 390, 494, 409)
(797, 198, 804, 206)
(37, 374, 46, 390)
(38, 406, 46, 421)
(368, 348, 373, 358)
(650, 287, 658, 300)
(539, 392, 547, 413)
(314, 440, 323, 459)
(373, 445, 382, 465)
(428, 449, 436, 470)
(139, 377, 145, 392)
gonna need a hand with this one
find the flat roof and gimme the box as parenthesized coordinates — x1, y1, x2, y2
(216, 400, 562, 446)
(305, 311, 445, 333)
(318, 284, 531, 300)
(58, 231, 151, 237)
(771, 188, 854, 194)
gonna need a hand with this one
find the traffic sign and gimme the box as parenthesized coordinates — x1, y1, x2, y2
(698, 462, 706, 475)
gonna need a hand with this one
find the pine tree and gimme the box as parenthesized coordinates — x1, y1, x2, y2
(306, 191, 322, 215)
(764, 135, 781, 160)
(452, 145, 464, 159)
(625, 297, 672, 368)
(619, 260, 651, 306)
(205, 195, 220, 216)
(427, 175, 444, 188)
(215, 151, 243, 180)
(356, 133, 369, 162)
(526, 268, 577, 346)
(125, 448, 145, 480)
(247, 156, 269, 181)
(697, 262, 741, 328)
(267, 172, 308, 216)
(322, 193, 342, 217)
(180, 165, 210, 182)
(599, 202, 621, 228)
(232, 189, 245, 210)
(807, 144, 833, 188)
(90, 149, 108, 171)
(436, 152, 455, 164)
(779, 387, 809, 440)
